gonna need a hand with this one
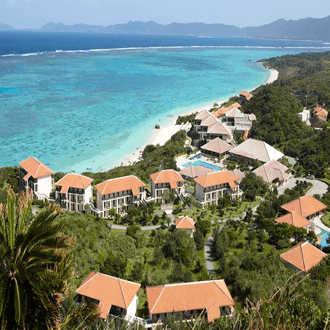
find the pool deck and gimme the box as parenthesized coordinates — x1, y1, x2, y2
(314, 217, 330, 234)
(176, 154, 224, 171)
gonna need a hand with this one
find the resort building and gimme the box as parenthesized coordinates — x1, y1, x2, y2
(18, 157, 54, 200)
(146, 280, 235, 323)
(95, 175, 146, 216)
(229, 138, 284, 164)
(280, 242, 326, 273)
(194, 170, 240, 207)
(253, 159, 291, 187)
(275, 212, 311, 230)
(200, 137, 232, 159)
(222, 107, 256, 132)
(75, 271, 140, 321)
(180, 165, 214, 181)
(230, 169, 245, 183)
(310, 116, 325, 130)
(239, 91, 253, 103)
(150, 169, 185, 204)
(175, 216, 195, 237)
(281, 195, 327, 221)
(297, 108, 310, 123)
(194, 110, 231, 142)
(55, 173, 93, 212)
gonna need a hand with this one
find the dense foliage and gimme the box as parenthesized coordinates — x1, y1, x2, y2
(0, 189, 73, 329)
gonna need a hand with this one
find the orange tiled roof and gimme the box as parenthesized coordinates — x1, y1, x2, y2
(146, 280, 235, 322)
(76, 271, 140, 319)
(194, 170, 239, 189)
(275, 212, 311, 228)
(281, 195, 327, 218)
(150, 170, 184, 189)
(213, 107, 229, 118)
(19, 157, 54, 180)
(55, 173, 93, 194)
(175, 216, 195, 230)
(239, 91, 252, 101)
(96, 175, 145, 196)
(227, 102, 241, 110)
(280, 241, 326, 273)
(313, 106, 328, 117)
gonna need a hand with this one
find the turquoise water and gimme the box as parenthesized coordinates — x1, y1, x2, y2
(0, 48, 296, 173)
(182, 160, 222, 171)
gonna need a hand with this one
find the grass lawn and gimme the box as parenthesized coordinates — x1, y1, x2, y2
(321, 212, 330, 228)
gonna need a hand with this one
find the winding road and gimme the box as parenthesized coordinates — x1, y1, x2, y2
(278, 177, 328, 196)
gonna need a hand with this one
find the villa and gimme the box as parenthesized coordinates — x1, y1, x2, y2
(281, 195, 327, 221)
(18, 157, 54, 200)
(95, 175, 146, 216)
(75, 271, 140, 321)
(239, 91, 253, 103)
(194, 110, 231, 142)
(253, 159, 291, 187)
(180, 165, 214, 181)
(280, 241, 326, 273)
(313, 106, 328, 121)
(222, 107, 256, 132)
(146, 280, 235, 324)
(150, 169, 185, 204)
(194, 170, 240, 207)
(229, 138, 284, 164)
(275, 212, 311, 230)
(200, 137, 232, 159)
(213, 102, 241, 119)
(55, 173, 93, 212)
(297, 108, 310, 123)
(175, 216, 195, 237)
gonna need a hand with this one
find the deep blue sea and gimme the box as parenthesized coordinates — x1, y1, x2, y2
(0, 32, 329, 173)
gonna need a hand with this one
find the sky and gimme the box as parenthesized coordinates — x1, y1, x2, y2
(1, 0, 330, 30)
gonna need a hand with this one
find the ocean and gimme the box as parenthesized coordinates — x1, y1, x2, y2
(0, 32, 329, 173)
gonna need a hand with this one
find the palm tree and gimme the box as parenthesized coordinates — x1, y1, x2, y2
(0, 187, 73, 329)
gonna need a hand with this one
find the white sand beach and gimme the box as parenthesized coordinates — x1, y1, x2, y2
(121, 67, 279, 167)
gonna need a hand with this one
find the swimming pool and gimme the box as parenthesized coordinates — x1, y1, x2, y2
(319, 233, 330, 248)
(182, 160, 222, 171)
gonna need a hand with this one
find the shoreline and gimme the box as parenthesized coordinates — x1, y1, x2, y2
(119, 67, 279, 169)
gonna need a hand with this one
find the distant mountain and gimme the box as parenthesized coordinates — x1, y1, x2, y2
(0, 23, 14, 31)
(242, 16, 330, 40)
(3, 16, 330, 40)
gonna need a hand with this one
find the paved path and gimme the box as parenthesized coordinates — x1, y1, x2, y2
(278, 177, 328, 197)
(204, 234, 216, 274)
(204, 203, 260, 274)
(314, 218, 330, 233)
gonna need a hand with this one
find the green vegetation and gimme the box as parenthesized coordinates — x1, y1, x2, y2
(0, 166, 19, 203)
(0, 188, 73, 329)
(176, 112, 197, 125)
(243, 52, 330, 179)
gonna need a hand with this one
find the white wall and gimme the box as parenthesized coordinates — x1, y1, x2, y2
(84, 184, 93, 204)
(36, 175, 53, 198)
(126, 294, 138, 318)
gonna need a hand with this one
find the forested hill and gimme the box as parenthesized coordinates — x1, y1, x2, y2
(3, 15, 330, 40)
(239, 51, 330, 178)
